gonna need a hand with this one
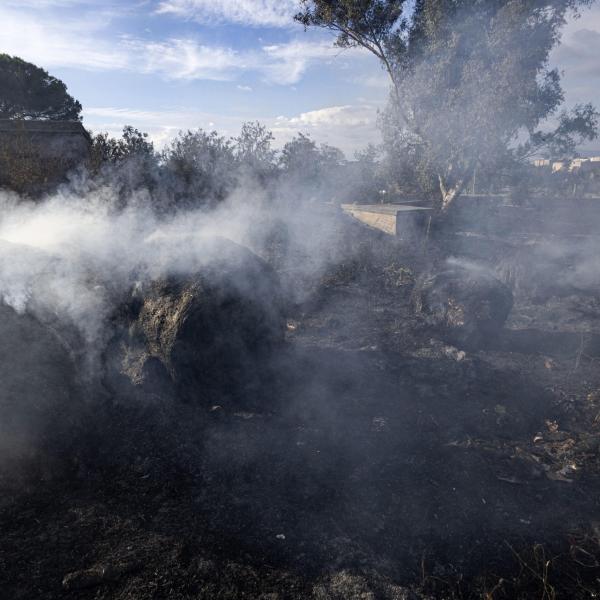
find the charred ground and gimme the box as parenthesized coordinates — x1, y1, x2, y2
(1, 198, 600, 599)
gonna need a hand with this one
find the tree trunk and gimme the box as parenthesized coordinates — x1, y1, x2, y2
(438, 174, 467, 213)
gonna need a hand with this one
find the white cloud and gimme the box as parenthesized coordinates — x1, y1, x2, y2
(237, 85, 253, 92)
(84, 107, 177, 122)
(82, 106, 244, 148)
(131, 37, 350, 85)
(131, 38, 240, 80)
(288, 105, 375, 127)
(260, 39, 356, 84)
(156, 0, 301, 28)
(84, 106, 220, 126)
(0, 4, 349, 86)
(0, 6, 128, 71)
(0, 6, 240, 79)
(270, 104, 382, 155)
(3, 0, 90, 6)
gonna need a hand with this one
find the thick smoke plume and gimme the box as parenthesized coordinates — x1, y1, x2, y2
(0, 182, 335, 348)
(0, 173, 357, 473)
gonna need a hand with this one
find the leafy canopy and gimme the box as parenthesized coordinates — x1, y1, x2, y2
(0, 54, 82, 121)
(297, 0, 598, 208)
(235, 121, 277, 175)
(296, 0, 409, 86)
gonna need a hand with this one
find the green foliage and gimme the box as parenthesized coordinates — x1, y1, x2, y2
(86, 122, 356, 208)
(280, 133, 345, 177)
(280, 132, 320, 177)
(279, 133, 350, 201)
(235, 121, 276, 176)
(526, 103, 600, 159)
(91, 126, 155, 166)
(88, 126, 160, 204)
(297, 0, 598, 209)
(162, 129, 237, 207)
(296, 0, 409, 85)
(0, 54, 82, 121)
(350, 144, 387, 201)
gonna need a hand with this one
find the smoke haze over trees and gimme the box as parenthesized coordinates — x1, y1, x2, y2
(87, 123, 370, 210)
(297, 0, 600, 210)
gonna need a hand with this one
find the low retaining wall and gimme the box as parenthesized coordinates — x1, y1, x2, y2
(341, 204, 432, 238)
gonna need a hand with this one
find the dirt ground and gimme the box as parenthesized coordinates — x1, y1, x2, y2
(1, 211, 600, 599)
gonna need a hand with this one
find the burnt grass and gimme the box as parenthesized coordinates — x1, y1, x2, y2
(2, 215, 600, 599)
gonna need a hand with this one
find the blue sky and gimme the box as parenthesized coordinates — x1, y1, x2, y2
(1, 0, 600, 156)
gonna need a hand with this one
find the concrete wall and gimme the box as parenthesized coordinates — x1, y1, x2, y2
(341, 204, 432, 239)
(343, 208, 398, 236)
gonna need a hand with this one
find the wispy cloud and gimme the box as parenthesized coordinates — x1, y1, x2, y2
(84, 107, 180, 122)
(0, 6, 128, 71)
(131, 38, 240, 81)
(0, 4, 350, 85)
(3, 0, 92, 6)
(260, 39, 354, 85)
(83, 106, 243, 147)
(156, 0, 301, 28)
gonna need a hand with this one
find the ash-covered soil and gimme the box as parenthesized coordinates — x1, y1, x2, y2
(1, 215, 600, 599)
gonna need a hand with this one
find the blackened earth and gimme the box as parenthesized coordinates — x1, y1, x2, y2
(1, 224, 600, 599)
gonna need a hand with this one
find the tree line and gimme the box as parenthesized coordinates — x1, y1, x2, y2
(86, 123, 368, 210)
(1, 0, 599, 209)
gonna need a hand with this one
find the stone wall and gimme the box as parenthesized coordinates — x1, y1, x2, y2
(0, 120, 91, 195)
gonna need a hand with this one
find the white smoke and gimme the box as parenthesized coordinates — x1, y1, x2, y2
(0, 178, 348, 360)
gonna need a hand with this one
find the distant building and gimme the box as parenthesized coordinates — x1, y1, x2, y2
(533, 156, 600, 173)
(0, 119, 91, 194)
